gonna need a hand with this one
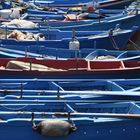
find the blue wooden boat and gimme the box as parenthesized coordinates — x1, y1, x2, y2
(28, 0, 134, 9)
(1, 47, 140, 61)
(0, 58, 140, 79)
(23, 9, 125, 21)
(0, 79, 125, 91)
(2, 46, 140, 60)
(0, 79, 139, 91)
(26, 8, 123, 18)
(38, 11, 140, 31)
(0, 26, 137, 50)
(0, 101, 140, 140)
(1, 79, 140, 101)
(1, 9, 139, 31)
(0, 6, 128, 22)
(0, 11, 124, 24)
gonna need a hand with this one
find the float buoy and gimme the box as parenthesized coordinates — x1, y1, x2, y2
(33, 120, 77, 137)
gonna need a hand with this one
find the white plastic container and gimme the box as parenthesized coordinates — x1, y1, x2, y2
(69, 40, 80, 50)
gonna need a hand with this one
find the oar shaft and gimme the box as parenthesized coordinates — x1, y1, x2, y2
(54, 112, 140, 119)
(0, 111, 140, 119)
(1, 90, 140, 96)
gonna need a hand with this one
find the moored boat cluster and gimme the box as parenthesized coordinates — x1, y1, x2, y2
(0, 0, 140, 140)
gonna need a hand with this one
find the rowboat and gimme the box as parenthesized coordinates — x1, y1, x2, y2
(25, 4, 128, 19)
(38, 11, 140, 31)
(1, 46, 140, 60)
(0, 101, 140, 140)
(0, 6, 126, 22)
(28, 0, 134, 9)
(1, 78, 140, 90)
(0, 26, 137, 50)
(0, 11, 123, 23)
(1, 79, 140, 101)
(23, 8, 125, 21)
(1, 9, 139, 31)
(0, 58, 140, 79)
(1, 47, 140, 60)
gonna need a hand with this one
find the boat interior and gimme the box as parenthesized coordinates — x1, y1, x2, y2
(0, 58, 140, 71)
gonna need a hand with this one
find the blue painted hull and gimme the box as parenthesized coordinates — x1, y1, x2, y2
(0, 70, 139, 79)
(0, 27, 137, 50)
(37, 13, 140, 31)
(4, 12, 139, 31)
(0, 33, 132, 50)
(0, 101, 140, 140)
(0, 79, 139, 90)
(100, 0, 134, 9)
(1, 47, 140, 61)
(0, 119, 140, 140)
(29, 0, 134, 9)
(1, 79, 140, 101)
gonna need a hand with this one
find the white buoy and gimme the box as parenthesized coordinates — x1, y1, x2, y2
(69, 30, 80, 50)
(69, 40, 80, 50)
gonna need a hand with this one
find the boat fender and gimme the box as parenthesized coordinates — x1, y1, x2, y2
(33, 120, 77, 137)
(69, 40, 80, 50)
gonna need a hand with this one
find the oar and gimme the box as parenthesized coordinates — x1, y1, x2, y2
(0, 79, 106, 82)
(1, 90, 140, 97)
(0, 111, 140, 120)
(0, 99, 127, 103)
(54, 112, 140, 120)
(0, 94, 87, 99)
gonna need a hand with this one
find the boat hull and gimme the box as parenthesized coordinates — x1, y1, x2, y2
(50, 14, 140, 31)
(30, 0, 134, 9)
(0, 119, 140, 140)
(0, 68, 139, 79)
(0, 30, 134, 50)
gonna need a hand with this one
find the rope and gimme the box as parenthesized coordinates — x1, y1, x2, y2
(109, 35, 119, 50)
(128, 39, 140, 50)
